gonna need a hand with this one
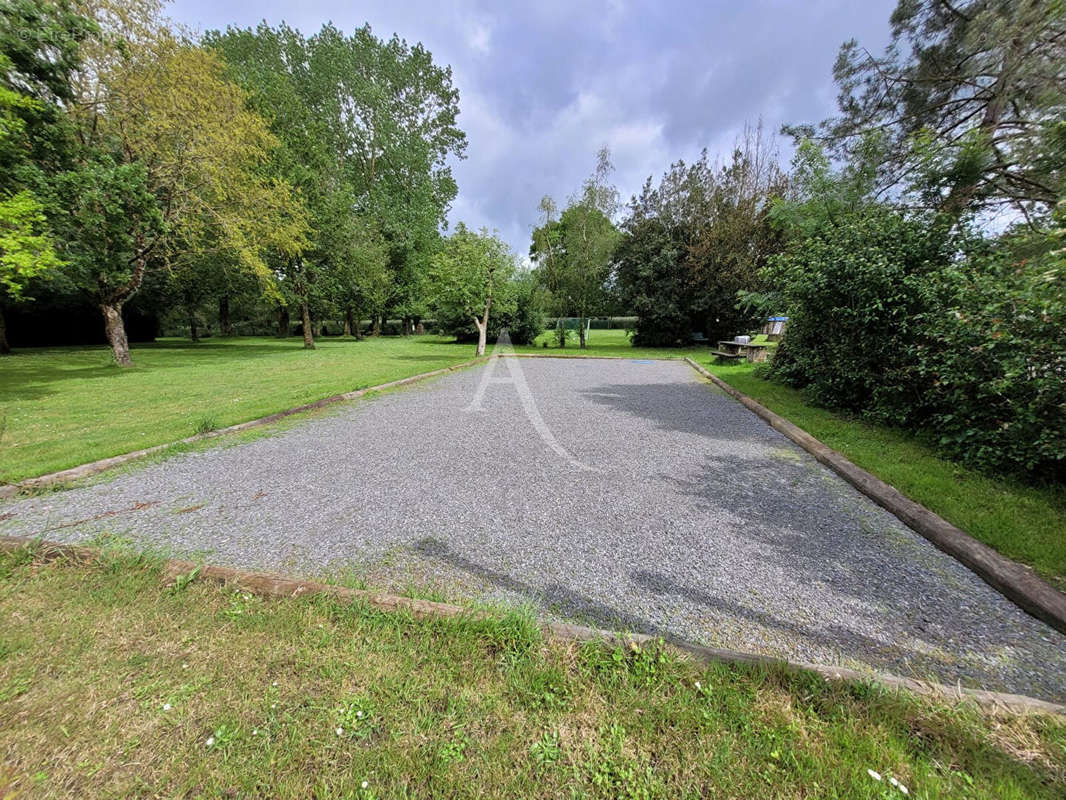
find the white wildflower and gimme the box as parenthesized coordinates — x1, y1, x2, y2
(867, 769, 882, 781)
(162, 703, 172, 712)
(694, 681, 701, 690)
(252, 729, 258, 736)
(182, 663, 189, 670)
(361, 780, 369, 790)
(356, 710, 364, 718)
(272, 681, 278, 687)
(336, 727, 344, 736)
(205, 736, 215, 748)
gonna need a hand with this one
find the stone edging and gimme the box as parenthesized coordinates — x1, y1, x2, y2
(0, 356, 491, 500)
(2, 534, 1063, 717)
(683, 357, 1066, 637)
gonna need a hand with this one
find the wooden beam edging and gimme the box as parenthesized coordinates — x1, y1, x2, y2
(683, 357, 1066, 637)
(2, 534, 1063, 718)
(0, 356, 492, 500)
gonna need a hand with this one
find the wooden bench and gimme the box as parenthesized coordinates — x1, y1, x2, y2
(710, 349, 744, 361)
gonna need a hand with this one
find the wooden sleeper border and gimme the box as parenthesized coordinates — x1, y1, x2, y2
(1, 534, 1063, 717)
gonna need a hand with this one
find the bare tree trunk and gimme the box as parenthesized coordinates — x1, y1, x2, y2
(372, 314, 381, 336)
(344, 307, 353, 337)
(277, 307, 290, 338)
(102, 301, 133, 366)
(578, 315, 587, 349)
(401, 315, 410, 336)
(189, 312, 199, 343)
(219, 295, 233, 336)
(0, 307, 9, 355)
(415, 316, 424, 335)
(475, 296, 492, 356)
(301, 300, 315, 350)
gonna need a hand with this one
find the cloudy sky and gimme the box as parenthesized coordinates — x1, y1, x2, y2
(169, 0, 897, 256)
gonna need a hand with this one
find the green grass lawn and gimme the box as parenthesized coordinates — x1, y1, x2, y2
(700, 360, 1066, 591)
(1, 546, 1062, 799)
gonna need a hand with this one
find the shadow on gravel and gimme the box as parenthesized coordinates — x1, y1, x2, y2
(629, 569, 907, 663)
(414, 536, 917, 668)
(413, 536, 671, 638)
(580, 382, 772, 443)
(663, 451, 965, 629)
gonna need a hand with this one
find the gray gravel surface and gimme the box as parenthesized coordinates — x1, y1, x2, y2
(3, 356, 1065, 700)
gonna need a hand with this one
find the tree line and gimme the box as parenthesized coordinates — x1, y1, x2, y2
(0, 0, 538, 362)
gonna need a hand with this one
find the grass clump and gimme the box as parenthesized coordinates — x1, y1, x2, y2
(0, 548, 1063, 799)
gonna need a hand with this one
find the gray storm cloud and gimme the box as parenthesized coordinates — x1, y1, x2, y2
(171, 0, 895, 255)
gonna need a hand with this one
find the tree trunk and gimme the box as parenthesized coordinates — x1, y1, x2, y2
(415, 316, 424, 335)
(372, 314, 381, 336)
(344, 307, 353, 337)
(189, 312, 199, 343)
(102, 301, 133, 366)
(219, 295, 233, 336)
(401, 315, 409, 336)
(0, 306, 9, 355)
(301, 300, 315, 349)
(277, 307, 290, 338)
(557, 322, 566, 348)
(579, 316, 587, 349)
(475, 296, 492, 356)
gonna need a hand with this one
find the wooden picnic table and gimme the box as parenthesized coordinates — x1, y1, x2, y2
(711, 340, 770, 363)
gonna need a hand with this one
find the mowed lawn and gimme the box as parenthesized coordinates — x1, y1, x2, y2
(0, 336, 480, 483)
(1, 547, 1063, 799)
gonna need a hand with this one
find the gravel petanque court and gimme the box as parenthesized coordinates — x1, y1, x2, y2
(2, 356, 1065, 700)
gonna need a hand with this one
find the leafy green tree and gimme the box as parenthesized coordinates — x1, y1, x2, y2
(57, 6, 309, 365)
(614, 126, 787, 345)
(207, 22, 465, 347)
(796, 0, 1066, 221)
(428, 224, 515, 355)
(0, 191, 63, 352)
(0, 0, 95, 353)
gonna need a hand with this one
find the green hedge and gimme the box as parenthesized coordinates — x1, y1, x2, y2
(765, 207, 1065, 482)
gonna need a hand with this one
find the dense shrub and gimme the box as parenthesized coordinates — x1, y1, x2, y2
(765, 208, 958, 424)
(766, 203, 1066, 481)
(920, 252, 1066, 479)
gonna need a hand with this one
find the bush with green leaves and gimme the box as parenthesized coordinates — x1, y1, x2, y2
(764, 206, 958, 425)
(919, 246, 1065, 480)
(764, 196, 1065, 481)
